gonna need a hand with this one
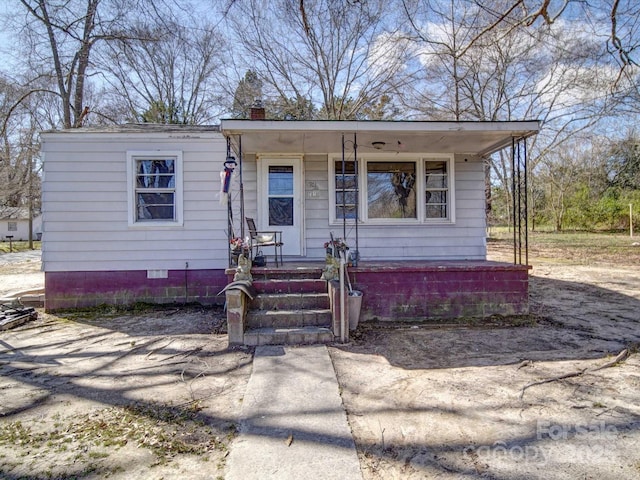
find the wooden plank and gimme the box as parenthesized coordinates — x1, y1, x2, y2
(0, 306, 38, 331)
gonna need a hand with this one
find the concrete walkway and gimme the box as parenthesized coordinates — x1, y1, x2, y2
(226, 345, 362, 480)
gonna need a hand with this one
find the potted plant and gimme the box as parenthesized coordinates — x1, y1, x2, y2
(230, 237, 249, 265)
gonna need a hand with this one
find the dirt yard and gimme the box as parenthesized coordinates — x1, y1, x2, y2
(331, 239, 640, 479)
(0, 306, 252, 479)
(1, 239, 639, 479)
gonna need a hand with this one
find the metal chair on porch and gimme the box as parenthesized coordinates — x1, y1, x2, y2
(245, 217, 284, 267)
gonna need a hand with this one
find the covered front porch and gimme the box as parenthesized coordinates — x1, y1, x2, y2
(220, 118, 538, 344)
(220, 118, 538, 265)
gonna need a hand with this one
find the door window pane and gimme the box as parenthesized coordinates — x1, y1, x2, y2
(269, 166, 293, 195)
(269, 198, 293, 226)
(268, 165, 294, 226)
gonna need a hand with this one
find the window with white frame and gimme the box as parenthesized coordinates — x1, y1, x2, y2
(127, 151, 183, 226)
(425, 158, 450, 220)
(329, 155, 454, 224)
(8, 221, 17, 232)
(333, 159, 358, 221)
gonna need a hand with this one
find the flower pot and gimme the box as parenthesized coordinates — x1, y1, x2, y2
(348, 290, 363, 331)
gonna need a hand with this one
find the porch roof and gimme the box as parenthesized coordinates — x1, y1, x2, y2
(220, 119, 540, 157)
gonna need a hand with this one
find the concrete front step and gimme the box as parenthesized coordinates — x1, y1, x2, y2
(247, 308, 332, 329)
(243, 326, 334, 346)
(226, 264, 335, 346)
(252, 278, 327, 294)
(249, 266, 324, 282)
(250, 292, 329, 311)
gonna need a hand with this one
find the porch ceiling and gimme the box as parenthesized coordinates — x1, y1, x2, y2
(220, 119, 540, 157)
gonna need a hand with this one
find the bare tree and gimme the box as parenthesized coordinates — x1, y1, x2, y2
(228, 0, 413, 119)
(400, 0, 635, 230)
(99, 17, 227, 124)
(0, 75, 42, 246)
(6, 0, 135, 128)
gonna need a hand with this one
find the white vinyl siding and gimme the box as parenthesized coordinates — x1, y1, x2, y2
(280, 153, 485, 261)
(41, 131, 228, 272)
(304, 155, 330, 258)
(42, 131, 488, 271)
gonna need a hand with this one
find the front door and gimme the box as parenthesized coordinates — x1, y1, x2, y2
(258, 157, 303, 256)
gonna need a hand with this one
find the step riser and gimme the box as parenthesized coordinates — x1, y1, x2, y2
(244, 329, 334, 346)
(252, 279, 327, 294)
(247, 310, 332, 329)
(250, 269, 324, 281)
(251, 294, 329, 311)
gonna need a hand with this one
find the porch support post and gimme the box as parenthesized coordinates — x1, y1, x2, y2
(226, 136, 233, 267)
(354, 132, 359, 258)
(341, 133, 346, 240)
(511, 137, 517, 264)
(511, 136, 530, 266)
(523, 137, 529, 266)
(340, 132, 359, 260)
(516, 138, 522, 264)
(239, 134, 245, 239)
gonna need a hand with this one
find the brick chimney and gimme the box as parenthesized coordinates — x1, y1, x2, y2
(250, 100, 265, 120)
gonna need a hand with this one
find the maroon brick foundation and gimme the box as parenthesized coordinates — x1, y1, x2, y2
(44, 269, 228, 311)
(45, 261, 529, 321)
(349, 261, 530, 321)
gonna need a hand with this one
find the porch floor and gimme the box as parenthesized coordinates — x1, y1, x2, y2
(227, 259, 528, 275)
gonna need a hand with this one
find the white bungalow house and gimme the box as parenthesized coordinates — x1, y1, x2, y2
(1, 207, 42, 242)
(40, 116, 538, 342)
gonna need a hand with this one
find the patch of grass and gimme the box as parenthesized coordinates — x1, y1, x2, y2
(55, 302, 216, 322)
(0, 402, 233, 469)
(88, 451, 109, 459)
(356, 314, 541, 331)
(56, 302, 161, 321)
(488, 230, 640, 266)
(0, 241, 41, 254)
